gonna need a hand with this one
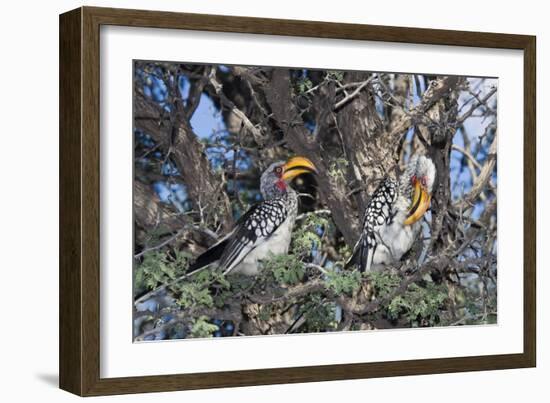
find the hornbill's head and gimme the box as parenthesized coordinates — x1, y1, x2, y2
(260, 156, 317, 199)
(403, 155, 436, 225)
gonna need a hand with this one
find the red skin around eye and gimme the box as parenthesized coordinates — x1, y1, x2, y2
(276, 180, 287, 191)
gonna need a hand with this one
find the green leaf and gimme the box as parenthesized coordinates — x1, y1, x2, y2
(325, 268, 361, 296)
(134, 250, 190, 297)
(326, 70, 344, 81)
(261, 253, 305, 286)
(189, 316, 218, 338)
(386, 282, 448, 325)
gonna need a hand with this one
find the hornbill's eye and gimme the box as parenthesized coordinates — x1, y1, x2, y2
(411, 175, 417, 184)
(274, 166, 283, 176)
(421, 176, 427, 187)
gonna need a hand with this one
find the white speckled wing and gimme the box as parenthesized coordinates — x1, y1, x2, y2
(346, 178, 398, 272)
(218, 197, 293, 275)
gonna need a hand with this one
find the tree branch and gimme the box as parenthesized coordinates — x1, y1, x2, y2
(264, 69, 361, 245)
(454, 133, 497, 211)
(134, 90, 234, 231)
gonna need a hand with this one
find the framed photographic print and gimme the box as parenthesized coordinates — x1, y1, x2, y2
(59, 6, 536, 396)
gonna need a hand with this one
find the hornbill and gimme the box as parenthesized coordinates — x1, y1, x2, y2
(187, 156, 317, 276)
(346, 155, 436, 272)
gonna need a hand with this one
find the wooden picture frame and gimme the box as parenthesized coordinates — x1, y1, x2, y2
(59, 6, 536, 396)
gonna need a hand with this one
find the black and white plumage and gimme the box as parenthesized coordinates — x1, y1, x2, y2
(188, 157, 316, 276)
(346, 155, 436, 272)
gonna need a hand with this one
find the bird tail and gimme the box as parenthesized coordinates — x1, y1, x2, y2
(186, 238, 229, 274)
(345, 236, 372, 273)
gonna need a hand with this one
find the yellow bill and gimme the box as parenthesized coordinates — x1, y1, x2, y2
(404, 179, 431, 225)
(282, 156, 317, 181)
